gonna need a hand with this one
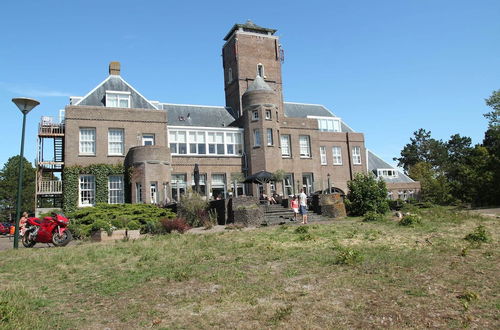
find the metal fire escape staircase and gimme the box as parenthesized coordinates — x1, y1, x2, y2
(35, 113, 65, 213)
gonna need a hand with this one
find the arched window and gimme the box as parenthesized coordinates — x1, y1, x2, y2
(257, 63, 264, 78)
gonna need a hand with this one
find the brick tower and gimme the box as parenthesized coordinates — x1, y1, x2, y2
(222, 20, 284, 118)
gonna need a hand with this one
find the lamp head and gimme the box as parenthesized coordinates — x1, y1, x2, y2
(12, 97, 40, 114)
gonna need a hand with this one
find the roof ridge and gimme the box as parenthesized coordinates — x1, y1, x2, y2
(161, 102, 225, 109)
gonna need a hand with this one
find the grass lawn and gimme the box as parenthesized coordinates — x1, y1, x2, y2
(0, 206, 498, 329)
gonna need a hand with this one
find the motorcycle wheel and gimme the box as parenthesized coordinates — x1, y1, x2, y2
(22, 234, 36, 248)
(52, 230, 72, 247)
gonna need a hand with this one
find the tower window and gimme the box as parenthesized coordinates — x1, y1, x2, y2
(265, 110, 271, 120)
(228, 68, 233, 83)
(257, 63, 265, 78)
(252, 110, 259, 121)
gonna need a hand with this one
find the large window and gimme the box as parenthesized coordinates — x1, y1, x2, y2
(189, 131, 206, 154)
(267, 128, 274, 146)
(208, 132, 224, 155)
(171, 174, 187, 202)
(108, 175, 124, 204)
(352, 146, 362, 165)
(377, 169, 398, 178)
(169, 129, 243, 156)
(281, 135, 291, 157)
(212, 174, 226, 199)
(79, 175, 95, 207)
(108, 129, 124, 155)
(320, 146, 327, 165)
(169, 131, 187, 154)
(254, 129, 261, 147)
(106, 91, 130, 108)
(136, 183, 143, 203)
(299, 135, 311, 158)
(284, 174, 294, 196)
(317, 118, 341, 132)
(332, 146, 342, 165)
(79, 128, 96, 155)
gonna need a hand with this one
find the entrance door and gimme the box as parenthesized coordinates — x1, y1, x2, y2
(302, 174, 313, 195)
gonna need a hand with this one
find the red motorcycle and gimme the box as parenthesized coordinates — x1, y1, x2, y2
(22, 213, 72, 248)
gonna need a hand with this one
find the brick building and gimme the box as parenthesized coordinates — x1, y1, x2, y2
(35, 21, 420, 213)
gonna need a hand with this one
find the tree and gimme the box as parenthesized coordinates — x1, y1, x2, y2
(484, 89, 500, 128)
(0, 156, 36, 219)
(345, 173, 389, 216)
(394, 128, 447, 175)
(409, 162, 453, 205)
(272, 169, 286, 195)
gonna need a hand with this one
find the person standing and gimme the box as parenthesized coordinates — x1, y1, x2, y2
(290, 195, 299, 221)
(19, 212, 29, 236)
(299, 188, 308, 224)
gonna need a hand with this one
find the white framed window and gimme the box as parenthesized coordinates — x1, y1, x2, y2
(267, 128, 273, 146)
(212, 174, 226, 199)
(189, 131, 207, 154)
(265, 110, 271, 120)
(79, 175, 95, 207)
(79, 128, 95, 155)
(142, 134, 155, 146)
(106, 91, 131, 108)
(299, 135, 311, 158)
(320, 146, 327, 165)
(317, 118, 341, 132)
(150, 182, 157, 204)
(377, 169, 398, 178)
(108, 128, 124, 155)
(108, 175, 124, 204)
(171, 174, 187, 202)
(169, 129, 243, 156)
(136, 183, 143, 203)
(252, 110, 259, 121)
(254, 129, 261, 147)
(226, 132, 242, 155)
(257, 63, 265, 78)
(170, 131, 187, 154)
(281, 134, 291, 157)
(284, 174, 294, 196)
(352, 146, 362, 165)
(332, 146, 342, 165)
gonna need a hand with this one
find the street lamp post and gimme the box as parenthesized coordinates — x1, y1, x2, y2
(12, 97, 40, 249)
(327, 173, 331, 194)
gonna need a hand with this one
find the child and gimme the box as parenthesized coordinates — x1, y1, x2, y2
(290, 196, 299, 221)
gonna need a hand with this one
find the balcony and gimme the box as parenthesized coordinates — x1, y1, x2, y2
(37, 180, 63, 194)
(39, 116, 64, 136)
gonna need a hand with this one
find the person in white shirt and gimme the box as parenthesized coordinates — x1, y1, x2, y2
(298, 188, 308, 224)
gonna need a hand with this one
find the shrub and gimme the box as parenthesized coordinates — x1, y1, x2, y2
(67, 203, 175, 238)
(464, 225, 490, 243)
(399, 214, 422, 226)
(363, 211, 386, 222)
(332, 246, 364, 265)
(160, 218, 191, 234)
(346, 173, 389, 216)
(178, 193, 208, 227)
(294, 226, 309, 234)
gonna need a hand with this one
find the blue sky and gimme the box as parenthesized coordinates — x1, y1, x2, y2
(1, 0, 499, 169)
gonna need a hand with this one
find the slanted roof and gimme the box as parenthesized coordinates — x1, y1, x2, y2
(74, 75, 157, 109)
(162, 103, 236, 127)
(245, 75, 274, 93)
(367, 150, 415, 183)
(283, 102, 354, 132)
(224, 20, 277, 41)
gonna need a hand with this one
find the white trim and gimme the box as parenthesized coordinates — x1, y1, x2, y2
(168, 125, 243, 132)
(74, 76, 112, 106)
(105, 90, 131, 95)
(306, 115, 341, 120)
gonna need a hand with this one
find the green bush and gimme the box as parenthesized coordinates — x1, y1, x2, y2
(399, 214, 422, 226)
(346, 173, 389, 216)
(67, 203, 175, 237)
(464, 225, 490, 243)
(363, 211, 386, 222)
(177, 193, 209, 227)
(332, 245, 364, 265)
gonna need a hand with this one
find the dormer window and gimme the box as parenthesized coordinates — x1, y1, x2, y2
(377, 169, 398, 178)
(106, 91, 131, 108)
(257, 63, 265, 78)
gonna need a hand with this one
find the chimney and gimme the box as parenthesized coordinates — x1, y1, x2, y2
(109, 61, 120, 75)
